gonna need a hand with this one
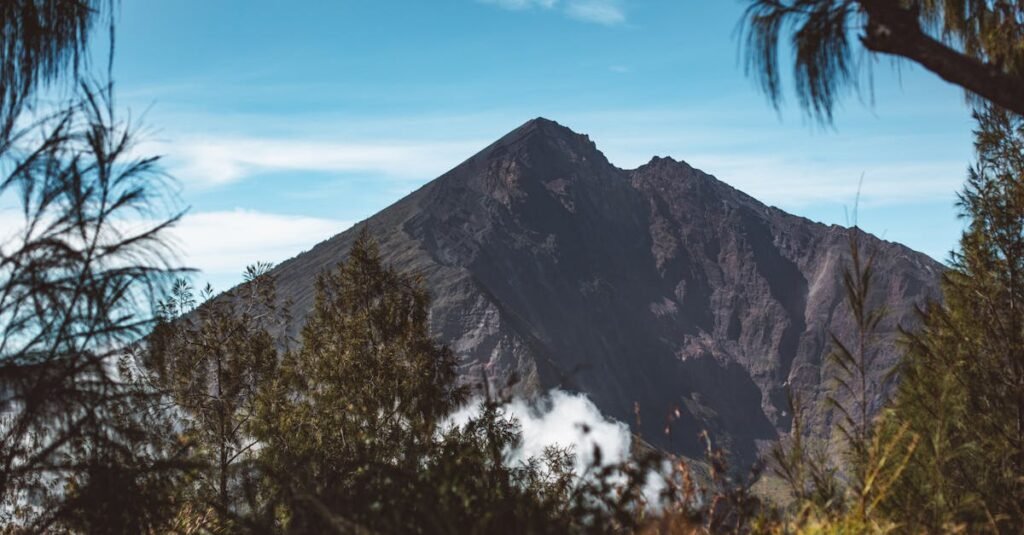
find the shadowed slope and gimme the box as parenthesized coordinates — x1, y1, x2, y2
(269, 118, 943, 465)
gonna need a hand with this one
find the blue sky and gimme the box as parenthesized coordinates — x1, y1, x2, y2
(100, 0, 974, 290)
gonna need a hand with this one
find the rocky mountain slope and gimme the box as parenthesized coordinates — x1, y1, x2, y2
(269, 118, 943, 465)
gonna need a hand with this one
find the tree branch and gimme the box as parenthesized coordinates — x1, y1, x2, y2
(859, 0, 1024, 116)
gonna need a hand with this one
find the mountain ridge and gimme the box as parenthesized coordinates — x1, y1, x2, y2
(268, 118, 943, 465)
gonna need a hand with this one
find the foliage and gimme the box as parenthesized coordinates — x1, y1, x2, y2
(757, 226, 917, 535)
(871, 105, 1024, 533)
(749, 105, 1024, 534)
(0, 81, 190, 532)
(740, 0, 1024, 532)
(0, 0, 109, 138)
(148, 264, 288, 524)
(740, 0, 1024, 121)
(0, 2, 195, 531)
(243, 229, 660, 533)
(140, 229, 786, 534)
(249, 229, 465, 531)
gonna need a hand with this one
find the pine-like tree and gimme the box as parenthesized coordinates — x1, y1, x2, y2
(148, 264, 286, 526)
(252, 228, 467, 531)
(249, 229, 641, 534)
(878, 105, 1024, 532)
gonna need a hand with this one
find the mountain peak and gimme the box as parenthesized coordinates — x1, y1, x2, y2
(499, 117, 591, 145)
(479, 117, 608, 169)
(523, 116, 563, 128)
(268, 117, 943, 466)
(647, 155, 679, 165)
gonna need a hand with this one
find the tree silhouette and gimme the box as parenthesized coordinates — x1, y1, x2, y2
(741, 0, 1024, 121)
(0, 2, 191, 530)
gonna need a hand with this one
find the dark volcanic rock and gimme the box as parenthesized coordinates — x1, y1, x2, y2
(269, 118, 943, 465)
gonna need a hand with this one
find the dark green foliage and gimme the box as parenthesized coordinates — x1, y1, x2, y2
(251, 229, 466, 531)
(245, 229, 606, 533)
(877, 105, 1024, 532)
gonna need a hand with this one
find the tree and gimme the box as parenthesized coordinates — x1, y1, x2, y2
(148, 264, 287, 526)
(1, 1, 110, 145)
(876, 105, 1024, 532)
(249, 230, 667, 534)
(741, 0, 1024, 121)
(761, 227, 918, 533)
(0, 84, 189, 531)
(0, 1, 191, 531)
(251, 228, 470, 531)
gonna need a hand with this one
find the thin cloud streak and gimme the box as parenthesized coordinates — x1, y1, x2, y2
(564, 0, 625, 25)
(151, 130, 964, 206)
(478, 0, 625, 25)
(151, 138, 484, 187)
(670, 154, 964, 208)
(0, 202, 349, 290)
(167, 209, 351, 283)
(478, 0, 557, 10)
(135, 105, 968, 208)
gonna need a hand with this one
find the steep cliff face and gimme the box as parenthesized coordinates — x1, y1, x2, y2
(270, 118, 943, 464)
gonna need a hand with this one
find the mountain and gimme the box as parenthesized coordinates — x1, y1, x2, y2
(269, 118, 943, 465)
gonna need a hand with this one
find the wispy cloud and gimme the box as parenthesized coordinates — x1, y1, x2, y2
(145, 107, 966, 206)
(564, 0, 625, 25)
(150, 137, 484, 187)
(660, 153, 964, 208)
(478, 0, 625, 25)
(122, 103, 966, 262)
(0, 200, 350, 290)
(168, 209, 351, 286)
(478, 0, 557, 9)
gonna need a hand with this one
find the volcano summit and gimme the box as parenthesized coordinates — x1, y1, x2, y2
(268, 118, 942, 464)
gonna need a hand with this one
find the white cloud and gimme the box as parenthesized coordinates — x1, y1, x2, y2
(153, 128, 958, 206)
(680, 154, 963, 208)
(564, 0, 625, 25)
(152, 137, 484, 188)
(478, 0, 625, 25)
(447, 389, 632, 474)
(167, 209, 351, 282)
(479, 0, 557, 9)
(0, 204, 350, 292)
(122, 105, 964, 261)
(446, 389, 671, 506)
